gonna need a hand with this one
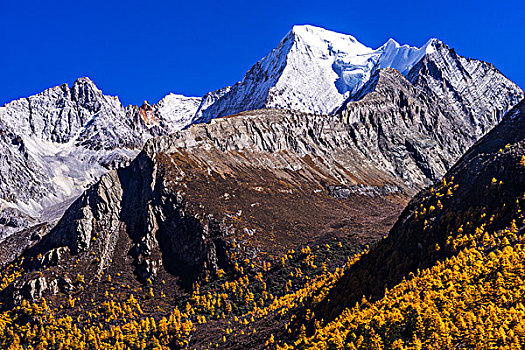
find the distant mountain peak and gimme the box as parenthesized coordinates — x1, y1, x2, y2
(197, 25, 449, 119)
(289, 24, 365, 49)
(73, 76, 97, 86)
(376, 36, 437, 75)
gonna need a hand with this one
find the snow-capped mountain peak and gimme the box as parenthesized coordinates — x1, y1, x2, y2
(289, 24, 372, 55)
(197, 25, 443, 119)
(377, 37, 438, 74)
(154, 93, 202, 133)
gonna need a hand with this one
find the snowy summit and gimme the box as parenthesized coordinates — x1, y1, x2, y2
(197, 24, 438, 120)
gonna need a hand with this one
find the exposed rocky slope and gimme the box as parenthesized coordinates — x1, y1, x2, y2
(338, 66, 520, 187)
(3, 107, 407, 300)
(0, 78, 201, 238)
(312, 99, 525, 326)
(406, 39, 521, 136)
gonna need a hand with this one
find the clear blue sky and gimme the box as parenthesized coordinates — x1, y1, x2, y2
(1, 0, 523, 106)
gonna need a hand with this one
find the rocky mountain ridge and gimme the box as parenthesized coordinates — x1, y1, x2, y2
(196, 25, 522, 122)
(3, 64, 522, 301)
(312, 98, 525, 326)
(0, 77, 223, 239)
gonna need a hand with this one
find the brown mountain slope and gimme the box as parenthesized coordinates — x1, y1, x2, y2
(311, 99, 525, 328)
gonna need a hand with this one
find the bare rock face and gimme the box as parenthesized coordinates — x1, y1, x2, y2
(407, 40, 522, 136)
(338, 66, 521, 188)
(20, 276, 48, 301)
